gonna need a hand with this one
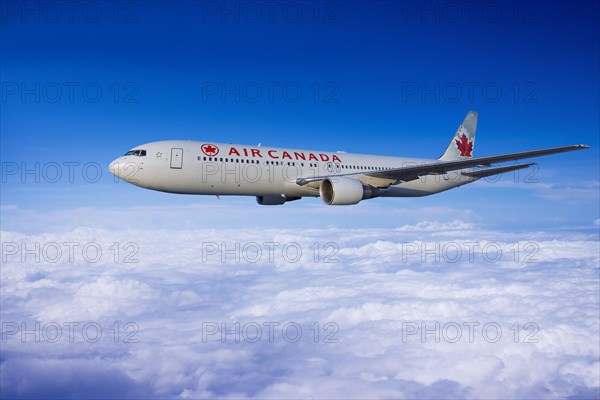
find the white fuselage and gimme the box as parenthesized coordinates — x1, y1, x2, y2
(108, 140, 475, 200)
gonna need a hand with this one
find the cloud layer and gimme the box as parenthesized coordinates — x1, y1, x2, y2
(1, 220, 599, 399)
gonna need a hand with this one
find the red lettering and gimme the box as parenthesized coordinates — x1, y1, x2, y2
(332, 155, 342, 163)
(268, 150, 279, 159)
(319, 154, 330, 162)
(293, 152, 306, 160)
(243, 148, 249, 156)
(229, 147, 241, 156)
(282, 151, 292, 159)
(308, 153, 318, 161)
(251, 149, 262, 158)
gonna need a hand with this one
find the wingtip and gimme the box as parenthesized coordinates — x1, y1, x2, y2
(576, 144, 591, 149)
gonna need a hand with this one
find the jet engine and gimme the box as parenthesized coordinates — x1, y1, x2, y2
(319, 177, 380, 205)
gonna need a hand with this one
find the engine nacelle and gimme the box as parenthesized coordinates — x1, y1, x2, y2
(256, 195, 300, 205)
(320, 177, 366, 205)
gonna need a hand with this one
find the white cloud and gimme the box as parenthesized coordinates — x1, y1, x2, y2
(1, 220, 598, 399)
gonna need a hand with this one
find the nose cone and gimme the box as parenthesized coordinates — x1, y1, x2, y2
(108, 158, 120, 177)
(109, 157, 139, 183)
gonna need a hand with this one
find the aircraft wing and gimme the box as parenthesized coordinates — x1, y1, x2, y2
(296, 144, 589, 188)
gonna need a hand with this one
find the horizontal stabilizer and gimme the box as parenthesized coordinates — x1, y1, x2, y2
(461, 163, 537, 179)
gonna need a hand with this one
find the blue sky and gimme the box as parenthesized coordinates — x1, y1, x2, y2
(1, 2, 599, 399)
(1, 0, 599, 231)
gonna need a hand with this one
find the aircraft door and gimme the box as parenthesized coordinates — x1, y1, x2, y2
(170, 148, 183, 169)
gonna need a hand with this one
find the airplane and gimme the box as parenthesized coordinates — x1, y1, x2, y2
(108, 111, 589, 205)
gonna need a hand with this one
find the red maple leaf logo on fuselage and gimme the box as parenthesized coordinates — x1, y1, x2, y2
(202, 144, 219, 156)
(455, 134, 473, 157)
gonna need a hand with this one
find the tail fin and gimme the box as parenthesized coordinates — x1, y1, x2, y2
(439, 111, 478, 160)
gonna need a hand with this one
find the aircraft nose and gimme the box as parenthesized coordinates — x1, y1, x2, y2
(108, 158, 119, 176)
(108, 157, 139, 183)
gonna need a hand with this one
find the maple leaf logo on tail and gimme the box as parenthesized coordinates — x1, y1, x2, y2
(439, 111, 477, 161)
(455, 134, 473, 157)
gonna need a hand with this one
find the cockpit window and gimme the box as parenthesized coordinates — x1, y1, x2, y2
(124, 149, 147, 157)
